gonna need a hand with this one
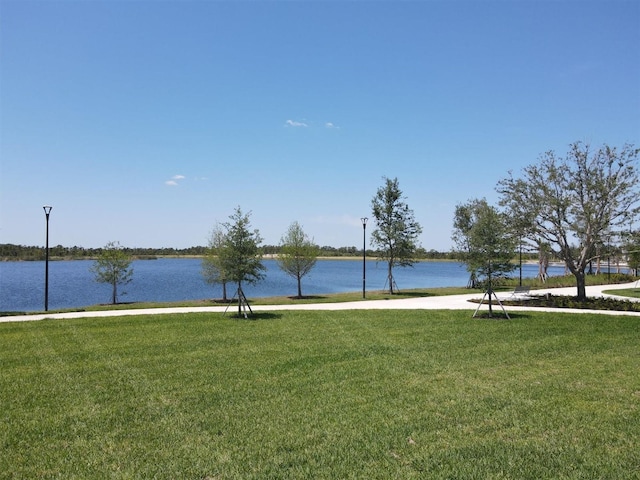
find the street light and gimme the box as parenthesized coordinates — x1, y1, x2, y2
(607, 234, 611, 282)
(361, 217, 368, 298)
(43, 205, 52, 311)
(518, 237, 523, 287)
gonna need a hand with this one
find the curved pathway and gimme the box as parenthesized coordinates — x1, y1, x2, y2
(2, 282, 639, 323)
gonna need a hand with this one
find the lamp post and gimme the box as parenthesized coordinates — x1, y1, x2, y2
(361, 217, 368, 298)
(43, 205, 52, 311)
(518, 238, 523, 287)
(607, 234, 611, 282)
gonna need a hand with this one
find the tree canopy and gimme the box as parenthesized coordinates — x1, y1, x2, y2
(277, 221, 319, 298)
(370, 177, 422, 294)
(497, 142, 640, 300)
(452, 198, 517, 293)
(201, 223, 229, 301)
(622, 230, 640, 276)
(90, 241, 134, 304)
(218, 206, 266, 295)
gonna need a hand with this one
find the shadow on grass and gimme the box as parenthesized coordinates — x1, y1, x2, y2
(225, 312, 283, 321)
(473, 312, 529, 320)
(385, 291, 441, 298)
(286, 295, 328, 301)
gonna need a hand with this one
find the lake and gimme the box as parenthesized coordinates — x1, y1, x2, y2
(0, 258, 566, 312)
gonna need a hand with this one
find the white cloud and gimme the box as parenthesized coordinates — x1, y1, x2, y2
(165, 174, 185, 186)
(325, 122, 339, 129)
(285, 119, 308, 127)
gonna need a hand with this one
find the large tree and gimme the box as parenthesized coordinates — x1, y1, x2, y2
(90, 241, 134, 304)
(497, 142, 640, 300)
(370, 177, 423, 294)
(277, 221, 319, 298)
(452, 198, 517, 316)
(219, 207, 266, 314)
(201, 223, 229, 302)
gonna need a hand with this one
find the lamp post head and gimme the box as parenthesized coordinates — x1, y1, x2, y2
(43, 205, 53, 216)
(361, 217, 368, 228)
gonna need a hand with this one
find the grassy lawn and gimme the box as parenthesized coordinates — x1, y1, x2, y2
(0, 288, 478, 317)
(602, 287, 640, 299)
(501, 272, 637, 290)
(4, 273, 636, 317)
(1, 310, 638, 479)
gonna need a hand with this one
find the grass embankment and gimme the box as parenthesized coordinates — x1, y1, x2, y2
(500, 272, 636, 290)
(3, 273, 636, 317)
(0, 287, 476, 317)
(1, 310, 638, 479)
(59, 273, 640, 312)
(602, 287, 640, 299)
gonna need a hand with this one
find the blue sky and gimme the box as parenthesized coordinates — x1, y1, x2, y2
(1, 0, 639, 251)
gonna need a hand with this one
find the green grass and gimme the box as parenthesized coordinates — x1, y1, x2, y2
(0, 287, 478, 316)
(497, 272, 637, 290)
(1, 310, 639, 479)
(249, 286, 477, 304)
(4, 274, 636, 317)
(602, 287, 640, 299)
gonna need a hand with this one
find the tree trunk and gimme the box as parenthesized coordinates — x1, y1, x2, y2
(387, 262, 394, 294)
(487, 274, 493, 317)
(222, 282, 227, 302)
(538, 253, 549, 283)
(111, 280, 117, 304)
(575, 270, 587, 301)
(237, 282, 242, 316)
(297, 274, 302, 298)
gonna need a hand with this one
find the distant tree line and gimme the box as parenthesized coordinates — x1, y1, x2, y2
(0, 242, 540, 262)
(0, 244, 207, 261)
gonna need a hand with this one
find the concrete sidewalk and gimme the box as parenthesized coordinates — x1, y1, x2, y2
(2, 282, 639, 323)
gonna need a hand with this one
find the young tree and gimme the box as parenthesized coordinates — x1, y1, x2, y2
(370, 177, 423, 294)
(498, 142, 640, 300)
(90, 241, 134, 304)
(452, 198, 480, 288)
(219, 207, 266, 314)
(201, 223, 229, 302)
(622, 230, 640, 276)
(277, 221, 319, 298)
(452, 199, 517, 316)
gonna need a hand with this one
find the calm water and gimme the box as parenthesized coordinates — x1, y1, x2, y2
(0, 258, 565, 312)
